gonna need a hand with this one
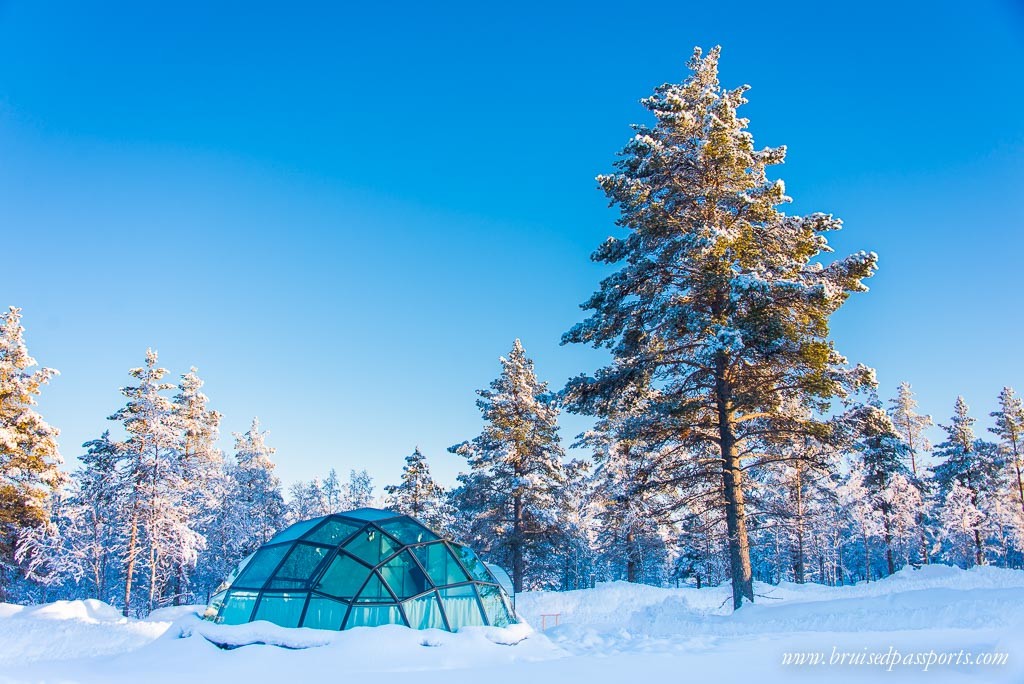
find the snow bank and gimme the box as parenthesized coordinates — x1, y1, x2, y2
(2, 565, 1022, 683)
(518, 564, 1024, 637)
(0, 599, 170, 666)
(171, 615, 560, 666)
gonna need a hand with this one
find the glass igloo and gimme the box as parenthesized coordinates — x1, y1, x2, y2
(207, 508, 516, 631)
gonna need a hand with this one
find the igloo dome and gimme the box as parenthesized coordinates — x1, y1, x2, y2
(207, 508, 516, 631)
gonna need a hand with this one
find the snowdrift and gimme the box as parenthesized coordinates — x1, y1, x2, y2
(2, 564, 1023, 683)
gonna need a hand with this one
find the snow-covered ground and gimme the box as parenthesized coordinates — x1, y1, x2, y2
(2, 564, 1022, 683)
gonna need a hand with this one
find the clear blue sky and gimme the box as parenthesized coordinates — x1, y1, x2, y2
(2, 1, 1022, 488)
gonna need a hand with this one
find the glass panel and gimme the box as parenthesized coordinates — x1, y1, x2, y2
(303, 596, 347, 630)
(402, 593, 447, 630)
(379, 519, 438, 545)
(413, 542, 469, 586)
(220, 553, 254, 590)
(484, 562, 514, 596)
(337, 508, 401, 522)
(266, 517, 326, 545)
(253, 592, 306, 628)
(219, 590, 259, 624)
(344, 526, 398, 566)
(344, 604, 404, 629)
(476, 584, 513, 627)
(304, 519, 361, 546)
(379, 551, 430, 599)
(438, 585, 485, 628)
(354, 572, 392, 603)
(205, 590, 228, 620)
(315, 552, 370, 599)
(270, 544, 332, 586)
(232, 544, 290, 589)
(452, 544, 495, 583)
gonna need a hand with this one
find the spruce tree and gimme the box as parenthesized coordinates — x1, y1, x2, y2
(450, 339, 570, 592)
(72, 432, 124, 600)
(933, 397, 1003, 566)
(887, 382, 933, 563)
(229, 418, 286, 554)
(991, 387, 1024, 517)
(0, 306, 62, 599)
(172, 367, 223, 603)
(385, 448, 452, 532)
(850, 399, 917, 576)
(563, 47, 876, 608)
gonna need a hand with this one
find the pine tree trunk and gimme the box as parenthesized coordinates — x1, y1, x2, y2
(883, 512, 895, 576)
(918, 522, 930, 566)
(123, 502, 139, 617)
(1013, 443, 1024, 517)
(862, 528, 871, 582)
(792, 467, 805, 584)
(907, 431, 930, 566)
(512, 492, 524, 593)
(625, 529, 638, 583)
(149, 544, 158, 613)
(148, 450, 160, 614)
(715, 359, 754, 609)
(967, 480, 984, 567)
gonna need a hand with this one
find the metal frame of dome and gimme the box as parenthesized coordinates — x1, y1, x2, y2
(207, 508, 517, 631)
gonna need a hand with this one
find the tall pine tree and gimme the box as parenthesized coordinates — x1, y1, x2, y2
(229, 418, 286, 554)
(933, 397, 1002, 566)
(0, 306, 62, 599)
(887, 382, 933, 563)
(562, 47, 876, 608)
(109, 349, 199, 614)
(451, 339, 570, 592)
(991, 387, 1024, 517)
(173, 368, 224, 603)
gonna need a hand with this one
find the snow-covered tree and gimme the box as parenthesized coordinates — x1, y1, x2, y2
(172, 368, 223, 603)
(385, 448, 452, 533)
(109, 349, 202, 614)
(556, 457, 596, 590)
(589, 439, 672, 585)
(70, 432, 124, 601)
(229, 418, 286, 554)
(751, 430, 841, 585)
(578, 379, 677, 585)
(932, 397, 1003, 567)
(940, 481, 988, 568)
(991, 387, 1024, 518)
(322, 469, 344, 513)
(887, 382, 933, 563)
(837, 463, 884, 582)
(850, 399, 918, 576)
(0, 306, 63, 598)
(451, 339, 571, 592)
(288, 478, 328, 521)
(343, 469, 375, 509)
(561, 47, 876, 609)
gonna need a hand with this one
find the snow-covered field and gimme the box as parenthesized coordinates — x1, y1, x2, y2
(2, 565, 1022, 683)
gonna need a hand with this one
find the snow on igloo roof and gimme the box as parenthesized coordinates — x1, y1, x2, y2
(209, 509, 517, 632)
